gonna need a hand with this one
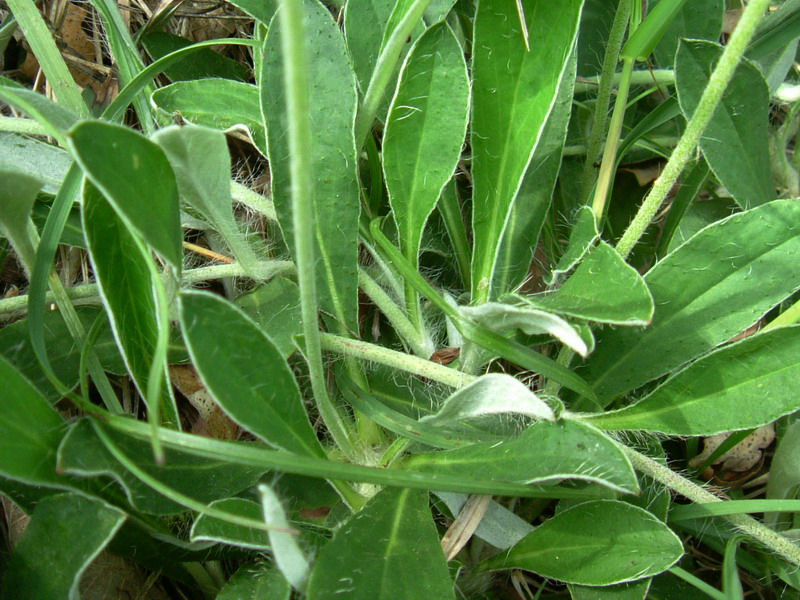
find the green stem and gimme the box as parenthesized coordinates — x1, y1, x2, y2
(278, 0, 357, 461)
(437, 179, 472, 291)
(320, 333, 476, 389)
(574, 69, 675, 94)
(615, 0, 772, 259)
(358, 269, 430, 357)
(0, 116, 48, 136)
(0, 261, 295, 319)
(591, 57, 634, 220)
(620, 443, 800, 568)
(580, 0, 632, 202)
(354, 0, 431, 148)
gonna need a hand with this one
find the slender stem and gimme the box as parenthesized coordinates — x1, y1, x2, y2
(354, 0, 431, 148)
(574, 69, 675, 94)
(620, 443, 800, 568)
(615, 0, 772, 259)
(0, 116, 49, 136)
(320, 333, 476, 389)
(230, 181, 277, 221)
(278, 0, 357, 460)
(580, 0, 632, 202)
(358, 269, 430, 357)
(0, 261, 295, 319)
(591, 57, 634, 220)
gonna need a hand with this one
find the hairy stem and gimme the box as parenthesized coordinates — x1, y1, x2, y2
(621, 444, 800, 568)
(615, 0, 772, 259)
(277, 0, 357, 459)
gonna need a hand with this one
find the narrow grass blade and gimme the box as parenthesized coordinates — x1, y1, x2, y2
(4, 0, 87, 116)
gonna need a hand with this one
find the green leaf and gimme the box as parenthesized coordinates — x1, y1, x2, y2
(106, 415, 603, 499)
(307, 487, 455, 600)
(150, 79, 266, 154)
(547, 206, 600, 286)
(423, 373, 554, 425)
(0, 355, 65, 486)
(405, 419, 639, 494)
(261, 0, 360, 332)
(570, 580, 651, 600)
(582, 199, 800, 403)
(383, 22, 469, 271)
(141, 31, 249, 82)
(153, 123, 261, 276)
(179, 290, 325, 457)
(31, 198, 86, 248)
(494, 45, 577, 294)
(260, 484, 309, 591)
(676, 40, 774, 209)
(585, 326, 800, 436)
(520, 242, 654, 325)
(460, 302, 589, 357)
(0, 168, 42, 271)
(480, 500, 683, 585)
(343, 0, 395, 94)
(0, 307, 124, 401)
(470, 0, 583, 301)
(82, 182, 178, 425)
(225, 0, 276, 23)
(57, 420, 263, 515)
(653, 0, 724, 68)
(766, 420, 800, 529)
(0, 131, 72, 195)
(191, 498, 271, 549)
(68, 120, 183, 268)
(0, 76, 79, 144)
(217, 564, 291, 600)
(235, 276, 303, 358)
(0, 493, 125, 600)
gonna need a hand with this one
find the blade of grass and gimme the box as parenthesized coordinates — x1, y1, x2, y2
(104, 415, 603, 500)
(5, 0, 88, 117)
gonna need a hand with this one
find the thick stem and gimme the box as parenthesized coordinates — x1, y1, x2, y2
(621, 444, 800, 568)
(580, 0, 632, 202)
(277, 0, 357, 460)
(615, 0, 772, 259)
